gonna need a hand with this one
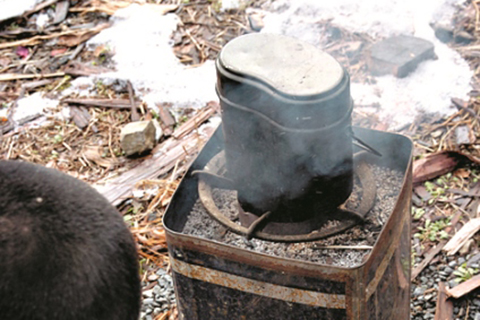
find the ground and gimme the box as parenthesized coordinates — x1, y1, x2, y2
(1, 0, 480, 319)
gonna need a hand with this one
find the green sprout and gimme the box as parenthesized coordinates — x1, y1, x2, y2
(412, 207, 425, 220)
(453, 263, 479, 283)
(414, 218, 450, 242)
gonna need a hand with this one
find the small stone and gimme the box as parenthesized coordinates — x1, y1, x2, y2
(413, 287, 425, 296)
(248, 13, 264, 32)
(433, 24, 454, 43)
(454, 31, 475, 44)
(156, 268, 167, 276)
(448, 260, 457, 268)
(367, 35, 435, 78)
(458, 257, 466, 265)
(147, 274, 159, 281)
(475, 312, 480, 320)
(153, 285, 162, 296)
(444, 267, 454, 275)
(448, 280, 458, 288)
(455, 125, 474, 146)
(120, 120, 157, 156)
(424, 294, 433, 301)
(142, 289, 154, 298)
(474, 299, 480, 307)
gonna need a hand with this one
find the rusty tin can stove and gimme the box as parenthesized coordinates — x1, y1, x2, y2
(163, 34, 413, 319)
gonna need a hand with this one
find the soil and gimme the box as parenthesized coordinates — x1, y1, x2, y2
(183, 164, 404, 268)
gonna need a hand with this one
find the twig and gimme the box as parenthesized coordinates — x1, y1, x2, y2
(451, 98, 480, 123)
(0, 72, 65, 81)
(127, 81, 140, 121)
(63, 98, 141, 109)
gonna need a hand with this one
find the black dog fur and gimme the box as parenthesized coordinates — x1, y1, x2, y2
(0, 160, 141, 320)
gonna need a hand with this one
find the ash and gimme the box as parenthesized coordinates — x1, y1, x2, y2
(183, 164, 403, 268)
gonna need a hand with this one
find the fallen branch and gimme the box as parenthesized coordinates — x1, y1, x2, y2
(0, 72, 65, 81)
(443, 218, 480, 256)
(434, 282, 453, 320)
(95, 135, 199, 206)
(63, 98, 142, 109)
(447, 274, 480, 299)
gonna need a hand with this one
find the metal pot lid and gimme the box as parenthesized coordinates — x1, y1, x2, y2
(218, 33, 344, 98)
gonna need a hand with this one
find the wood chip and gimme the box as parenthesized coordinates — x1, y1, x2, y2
(53, 0, 70, 24)
(443, 218, 480, 255)
(413, 151, 480, 185)
(156, 103, 176, 136)
(447, 274, 480, 299)
(434, 282, 453, 320)
(82, 145, 118, 168)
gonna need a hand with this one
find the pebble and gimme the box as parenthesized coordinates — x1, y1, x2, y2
(140, 270, 176, 320)
(413, 287, 425, 296)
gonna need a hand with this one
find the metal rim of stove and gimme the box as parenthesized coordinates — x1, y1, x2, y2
(193, 151, 377, 242)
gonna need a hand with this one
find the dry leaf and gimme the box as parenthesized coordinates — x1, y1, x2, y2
(82, 145, 118, 168)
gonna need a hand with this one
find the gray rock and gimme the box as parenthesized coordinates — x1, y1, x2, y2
(120, 120, 157, 156)
(413, 287, 425, 296)
(367, 35, 435, 78)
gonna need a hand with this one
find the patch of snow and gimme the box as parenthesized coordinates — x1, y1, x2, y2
(261, 0, 472, 130)
(0, 0, 44, 21)
(35, 12, 50, 29)
(61, 0, 473, 131)
(85, 4, 217, 111)
(222, 0, 240, 11)
(13, 92, 59, 125)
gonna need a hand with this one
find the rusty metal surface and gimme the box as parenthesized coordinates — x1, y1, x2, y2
(163, 125, 413, 320)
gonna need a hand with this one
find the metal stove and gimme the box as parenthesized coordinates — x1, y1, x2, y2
(163, 34, 413, 320)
